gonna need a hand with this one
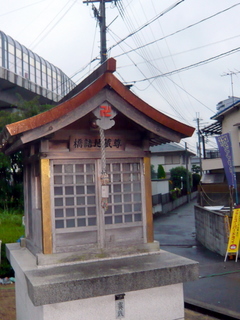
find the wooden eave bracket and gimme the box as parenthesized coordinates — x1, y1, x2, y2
(4, 136, 23, 155)
(0, 127, 12, 152)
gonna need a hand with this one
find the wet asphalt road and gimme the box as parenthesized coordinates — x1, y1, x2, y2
(153, 199, 240, 320)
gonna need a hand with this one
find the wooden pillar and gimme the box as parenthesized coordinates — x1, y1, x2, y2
(144, 157, 154, 243)
(40, 159, 52, 254)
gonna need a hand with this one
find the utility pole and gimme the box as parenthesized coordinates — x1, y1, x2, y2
(185, 142, 190, 203)
(194, 113, 202, 176)
(100, 0, 107, 63)
(83, 0, 118, 64)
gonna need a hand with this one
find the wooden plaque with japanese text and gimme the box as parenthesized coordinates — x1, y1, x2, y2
(70, 135, 125, 151)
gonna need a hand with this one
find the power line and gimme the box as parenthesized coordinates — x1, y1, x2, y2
(112, 1, 193, 122)
(106, 1, 237, 121)
(107, 25, 218, 114)
(114, 33, 240, 72)
(0, 0, 47, 17)
(30, 0, 77, 50)
(108, 0, 185, 53)
(152, 34, 240, 61)
(124, 46, 240, 83)
(114, 32, 240, 60)
(15, 0, 60, 40)
(149, 0, 196, 121)
(108, 28, 190, 123)
(109, 2, 240, 56)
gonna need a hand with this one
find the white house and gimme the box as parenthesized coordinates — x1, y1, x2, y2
(201, 96, 240, 179)
(150, 142, 195, 179)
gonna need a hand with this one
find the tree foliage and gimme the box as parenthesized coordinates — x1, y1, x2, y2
(0, 96, 52, 211)
(0, 95, 51, 131)
(151, 165, 157, 179)
(157, 164, 166, 179)
(170, 166, 192, 193)
(192, 173, 201, 191)
(192, 164, 201, 174)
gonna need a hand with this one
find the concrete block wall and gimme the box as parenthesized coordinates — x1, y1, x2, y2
(155, 192, 197, 215)
(194, 205, 228, 256)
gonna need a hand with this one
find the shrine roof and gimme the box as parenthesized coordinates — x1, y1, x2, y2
(0, 58, 194, 153)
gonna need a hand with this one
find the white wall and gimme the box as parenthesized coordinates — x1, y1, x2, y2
(151, 154, 192, 176)
(43, 284, 184, 320)
(151, 179, 169, 195)
(151, 155, 165, 172)
(8, 243, 185, 320)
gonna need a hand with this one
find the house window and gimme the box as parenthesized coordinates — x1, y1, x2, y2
(165, 155, 180, 165)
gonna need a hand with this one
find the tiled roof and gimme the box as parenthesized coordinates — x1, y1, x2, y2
(150, 142, 195, 156)
(0, 58, 195, 152)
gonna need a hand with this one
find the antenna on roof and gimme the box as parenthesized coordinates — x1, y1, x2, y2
(221, 70, 240, 103)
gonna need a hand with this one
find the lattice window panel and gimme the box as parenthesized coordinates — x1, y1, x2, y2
(104, 161, 142, 225)
(53, 162, 97, 230)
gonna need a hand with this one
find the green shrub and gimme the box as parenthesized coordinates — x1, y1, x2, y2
(170, 166, 192, 193)
(151, 165, 157, 179)
(170, 187, 181, 200)
(157, 164, 166, 179)
(0, 210, 24, 277)
(0, 96, 52, 212)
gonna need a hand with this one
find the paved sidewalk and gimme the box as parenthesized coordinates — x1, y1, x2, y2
(154, 199, 240, 319)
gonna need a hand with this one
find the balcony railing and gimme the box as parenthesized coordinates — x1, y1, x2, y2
(204, 151, 220, 159)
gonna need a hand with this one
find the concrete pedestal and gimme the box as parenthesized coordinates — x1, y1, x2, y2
(7, 243, 198, 320)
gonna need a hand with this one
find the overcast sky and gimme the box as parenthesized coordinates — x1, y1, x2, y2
(1, 0, 240, 151)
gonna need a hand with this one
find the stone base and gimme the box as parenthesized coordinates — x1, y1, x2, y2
(6, 243, 198, 320)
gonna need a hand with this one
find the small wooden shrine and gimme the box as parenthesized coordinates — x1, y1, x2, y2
(1, 58, 198, 320)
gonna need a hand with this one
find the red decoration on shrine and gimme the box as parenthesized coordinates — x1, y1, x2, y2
(100, 105, 112, 117)
(93, 104, 117, 130)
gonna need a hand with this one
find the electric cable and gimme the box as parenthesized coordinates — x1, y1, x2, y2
(30, 0, 77, 50)
(113, 40, 188, 121)
(149, 0, 195, 120)
(15, 0, 59, 40)
(112, 3, 240, 58)
(109, 27, 215, 116)
(108, 1, 240, 121)
(109, 1, 221, 123)
(124, 46, 240, 84)
(88, 20, 99, 74)
(108, 3, 190, 123)
(0, 0, 47, 17)
(149, 34, 240, 61)
(108, 0, 185, 52)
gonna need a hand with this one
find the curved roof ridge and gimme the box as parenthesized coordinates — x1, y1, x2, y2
(2, 60, 194, 146)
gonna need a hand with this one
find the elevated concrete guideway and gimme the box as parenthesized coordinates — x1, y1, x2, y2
(0, 30, 75, 110)
(0, 66, 59, 109)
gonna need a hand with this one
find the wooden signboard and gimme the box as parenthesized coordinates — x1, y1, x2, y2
(70, 135, 125, 151)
